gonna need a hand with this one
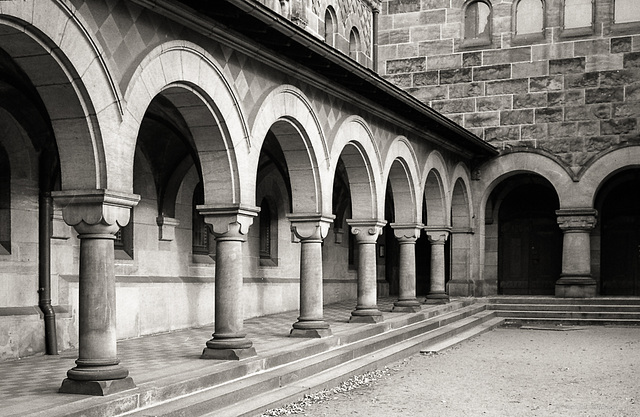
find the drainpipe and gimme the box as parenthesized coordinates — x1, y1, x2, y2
(38, 153, 58, 355)
(372, 5, 379, 72)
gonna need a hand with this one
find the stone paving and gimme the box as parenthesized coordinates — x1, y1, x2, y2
(0, 297, 399, 416)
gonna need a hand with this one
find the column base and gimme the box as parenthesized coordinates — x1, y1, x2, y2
(59, 377, 135, 396)
(349, 308, 383, 323)
(201, 347, 257, 360)
(555, 276, 597, 298)
(425, 292, 449, 304)
(290, 320, 332, 338)
(392, 299, 422, 313)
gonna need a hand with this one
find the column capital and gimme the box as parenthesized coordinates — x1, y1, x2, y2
(287, 213, 335, 241)
(198, 204, 259, 238)
(390, 223, 423, 242)
(556, 208, 597, 231)
(424, 226, 451, 244)
(347, 219, 386, 243)
(52, 189, 139, 235)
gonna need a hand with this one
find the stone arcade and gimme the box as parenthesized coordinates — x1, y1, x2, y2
(0, 0, 639, 396)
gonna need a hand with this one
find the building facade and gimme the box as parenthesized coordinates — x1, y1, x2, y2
(380, 0, 640, 298)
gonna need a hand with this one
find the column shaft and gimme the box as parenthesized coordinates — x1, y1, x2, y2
(556, 208, 597, 298)
(426, 229, 450, 304)
(391, 224, 421, 312)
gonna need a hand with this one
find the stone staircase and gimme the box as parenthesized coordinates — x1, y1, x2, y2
(487, 297, 640, 327)
(105, 300, 501, 417)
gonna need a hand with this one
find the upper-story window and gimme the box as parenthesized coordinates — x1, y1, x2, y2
(192, 183, 209, 255)
(349, 27, 361, 60)
(614, 0, 640, 24)
(564, 0, 593, 29)
(464, 1, 491, 41)
(324, 7, 337, 47)
(515, 0, 544, 36)
(259, 199, 272, 260)
(463, 0, 492, 47)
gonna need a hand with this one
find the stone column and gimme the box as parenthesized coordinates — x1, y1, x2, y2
(288, 214, 335, 337)
(199, 205, 259, 360)
(53, 190, 139, 396)
(390, 223, 422, 313)
(555, 208, 597, 298)
(347, 219, 386, 323)
(425, 227, 451, 304)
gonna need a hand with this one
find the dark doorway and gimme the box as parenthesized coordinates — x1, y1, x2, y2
(600, 172, 640, 296)
(498, 183, 561, 295)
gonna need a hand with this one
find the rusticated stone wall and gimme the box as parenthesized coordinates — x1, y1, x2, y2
(379, 0, 640, 173)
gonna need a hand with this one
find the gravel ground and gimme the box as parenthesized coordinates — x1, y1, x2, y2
(263, 326, 640, 417)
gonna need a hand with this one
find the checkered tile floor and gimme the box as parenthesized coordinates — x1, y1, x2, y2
(0, 297, 399, 416)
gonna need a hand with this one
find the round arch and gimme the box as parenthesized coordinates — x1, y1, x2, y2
(250, 85, 329, 214)
(382, 137, 421, 224)
(578, 146, 640, 208)
(0, 1, 123, 190)
(121, 41, 248, 206)
(330, 116, 383, 220)
(422, 151, 450, 226)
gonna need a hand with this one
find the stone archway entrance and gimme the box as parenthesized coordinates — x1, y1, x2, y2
(599, 171, 640, 296)
(498, 182, 562, 295)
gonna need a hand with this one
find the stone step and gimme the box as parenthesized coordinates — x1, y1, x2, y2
(502, 317, 640, 327)
(489, 303, 640, 313)
(122, 303, 491, 417)
(495, 310, 640, 321)
(420, 315, 505, 354)
(487, 297, 640, 306)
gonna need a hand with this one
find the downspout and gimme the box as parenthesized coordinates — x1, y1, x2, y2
(372, 5, 379, 73)
(38, 153, 58, 355)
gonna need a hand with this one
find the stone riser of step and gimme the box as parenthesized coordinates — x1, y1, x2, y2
(487, 297, 640, 306)
(494, 310, 640, 320)
(489, 304, 640, 313)
(503, 318, 640, 326)
(124, 304, 491, 417)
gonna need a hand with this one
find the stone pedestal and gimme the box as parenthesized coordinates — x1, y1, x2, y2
(390, 223, 422, 313)
(288, 214, 334, 338)
(425, 228, 450, 304)
(555, 208, 597, 298)
(199, 206, 258, 360)
(347, 220, 386, 323)
(53, 190, 139, 396)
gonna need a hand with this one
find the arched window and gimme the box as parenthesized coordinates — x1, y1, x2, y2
(349, 27, 360, 60)
(464, 1, 492, 42)
(563, 0, 593, 29)
(324, 7, 336, 46)
(614, 0, 640, 24)
(515, 0, 544, 36)
(192, 183, 209, 255)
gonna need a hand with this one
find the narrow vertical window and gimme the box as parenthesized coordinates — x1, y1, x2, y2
(324, 7, 336, 46)
(464, 1, 491, 42)
(615, 0, 640, 24)
(349, 27, 360, 60)
(259, 199, 271, 259)
(192, 183, 209, 255)
(564, 0, 592, 29)
(516, 0, 544, 36)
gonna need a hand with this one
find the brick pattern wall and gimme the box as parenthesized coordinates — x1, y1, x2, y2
(379, 0, 640, 172)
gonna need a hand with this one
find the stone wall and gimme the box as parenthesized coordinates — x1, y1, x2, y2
(379, 0, 640, 174)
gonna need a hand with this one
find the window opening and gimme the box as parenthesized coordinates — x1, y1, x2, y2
(465, 1, 491, 41)
(516, 0, 544, 35)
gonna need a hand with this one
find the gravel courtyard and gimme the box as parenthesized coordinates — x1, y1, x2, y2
(272, 326, 640, 417)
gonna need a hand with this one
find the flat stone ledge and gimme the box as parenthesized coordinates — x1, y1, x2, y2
(59, 377, 135, 396)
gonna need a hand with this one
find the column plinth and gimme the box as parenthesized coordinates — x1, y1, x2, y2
(555, 209, 597, 298)
(199, 206, 258, 360)
(347, 220, 386, 323)
(288, 214, 334, 338)
(53, 189, 139, 396)
(425, 228, 451, 304)
(391, 224, 422, 313)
